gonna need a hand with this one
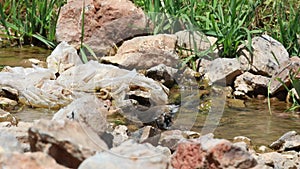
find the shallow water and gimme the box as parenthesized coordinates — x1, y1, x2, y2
(0, 46, 51, 68)
(193, 99, 300, 146)
(1, 47, 299, 146)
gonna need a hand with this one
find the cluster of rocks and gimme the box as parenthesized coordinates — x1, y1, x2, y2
(1, 0, 300, 168)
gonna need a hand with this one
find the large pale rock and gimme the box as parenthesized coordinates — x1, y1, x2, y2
(28, 119, 108, 168)
(52, 95, 109, 135)
(46, 41, 83, 75)
(79, 140, 170, 169)
(239, 35, 289, 76)
(234, 72, 270, 97)
(56, 0, 149, 56)
(0, 121, 33, 152)
(0, 66, 71, 109)
(270, 131, 300, 152)
(101, 34, 179, 69)
(205, 58, 242, 85)
(0, 152, 68, 169)
(57, 61, 168, 107)
(171, 134, 257, 169)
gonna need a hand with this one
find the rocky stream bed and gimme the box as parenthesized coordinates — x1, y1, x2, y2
(1, 0, 300, 168)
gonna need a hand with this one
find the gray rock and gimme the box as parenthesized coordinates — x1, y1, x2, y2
(0, 121, 33, 152)
(206, 58, 242, 85)
(111, 125, 129, 147)
(239, 35, 289, 76)
(79, 140, 170, 169)
(28, 119, 108, 168)
(146, 64, 178, 88)
(234, 72, 270, 97)
(269, 56, 300, 95)
(159, 130, 185, 152)
(56, 0, 149, 56)
(52, 95, 109, 135)
(0, 131, 22, 153)
(270, 131, 300, 151)
(101, 34, 179, 70)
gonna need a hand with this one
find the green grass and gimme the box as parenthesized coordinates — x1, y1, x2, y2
(134, 0, 300, 59)
(0, 0, 66, 48)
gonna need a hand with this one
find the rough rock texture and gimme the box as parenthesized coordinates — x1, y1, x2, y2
(111, 125, 129, 147)
(0, 152, 68, 169)
(56, 0, 149, 56)
(146, 64, 178, 88)
(28, 119, 108, 168)
(46, 41, 83, 75)
(234, 72, 270, 97)
(101, 34, 179, 70)
(159, 130, 185, 152)
(269, 56, 300, 95)
(253, 151, 300, 169)
(52, 95, 109, 135)
(0, 122, 33, 152)
(0, 66, 70, 109)
(205, 58, 242, 85)
(270, 131, 300, 152)
(79, 140, 170, 169)
(239, 35, 289, 76)
(175, 30, 218, 58)
(171, 134, 257, 169)
(0, 131, 22, 153)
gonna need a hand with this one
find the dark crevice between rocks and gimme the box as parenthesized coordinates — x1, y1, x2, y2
(48, 143, 82, 169)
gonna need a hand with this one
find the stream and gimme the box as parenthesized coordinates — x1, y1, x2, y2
(0, 46, 299, 146)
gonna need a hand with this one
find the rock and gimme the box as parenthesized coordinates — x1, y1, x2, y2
(28, 119, 108, 168)
(0, 108, 18, 126)
(101, 34, 179, 70)
(239, 35, 289, 76)
(145, 64, 178, 88)
(205, 58, 242, 85)
(0, 97, 18, 111)
(233, 72, 270, 97)
(111, 125, 129, 147)
(79, 140, 170, 169)
(254, 151, 300, 169)
(56, 0, 148, 56)
(46, 41, 83, 75)
(171, 134, 257, 169)
(159, 130, 185, 152)
(0, 131, 22, 153)
(270, 131, 300, 152)
(0, 65, 71, 109)
(0, 152, 68, 169)
(52, 95, 109, 135)
(175, 30, 218, 58)
(269, 56, 300, 95)
(0, 121, 33, 152)
(130, 125, 161, 146)
(57, 61, 169, 107)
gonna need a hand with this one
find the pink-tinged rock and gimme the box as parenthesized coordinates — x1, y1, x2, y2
(0, 152, 67, 169)
(101, 34, 179, 70)
(56, 0, 149, 56)
(171, 134, 257, 169)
